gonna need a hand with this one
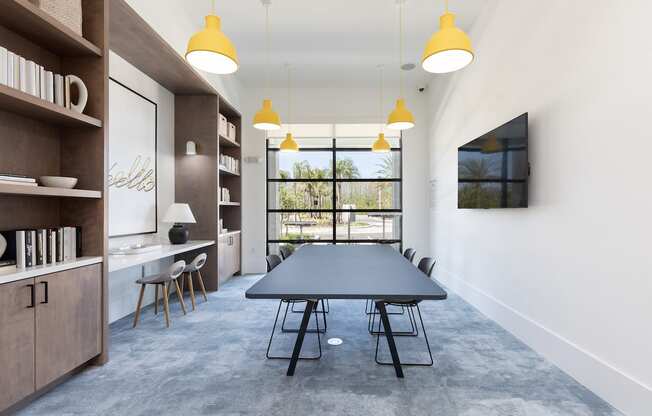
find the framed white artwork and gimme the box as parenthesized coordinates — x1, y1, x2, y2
(108, 78, 157, 237)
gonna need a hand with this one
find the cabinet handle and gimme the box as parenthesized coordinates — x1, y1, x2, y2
(40, 281, 49, 304)
(26, 284, 35, 308)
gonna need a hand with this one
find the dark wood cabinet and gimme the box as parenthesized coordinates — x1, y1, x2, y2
(0, 279, 36, 410)
(35, 264, 102, 389)
(0, 264, 102, 411)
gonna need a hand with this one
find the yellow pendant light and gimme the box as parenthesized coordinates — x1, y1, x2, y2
(253, 1, 281, 130)
(421, 0, 474, 74)
(373, 66, 391, 153)
(280, 65, 298, 152)
(186, 0, 239, 74)
(387, 0, 415, 131)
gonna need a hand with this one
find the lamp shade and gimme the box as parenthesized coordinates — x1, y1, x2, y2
(186, 15, 239, 74)
(387, 99, 415, 130)
(163, 203, 197, 224)
(253, 99, 281, 130)
(422, 12, 474, 74)
(372, 133, 391, 153)
(279, 133, 299, 152)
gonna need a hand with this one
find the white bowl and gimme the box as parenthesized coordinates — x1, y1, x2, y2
(39, 176, 78, 189)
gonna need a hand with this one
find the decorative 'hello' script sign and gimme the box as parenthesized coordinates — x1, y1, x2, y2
(108, 155, 155, 192)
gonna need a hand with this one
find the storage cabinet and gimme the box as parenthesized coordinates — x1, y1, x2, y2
(0, 264, 101, 410)
(218, 232, 240, 281)
(0, 279, 36, 410)
(35, 264, 102, 389)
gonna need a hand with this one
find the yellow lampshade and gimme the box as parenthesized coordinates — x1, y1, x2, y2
(387, 99, 415, 130)
(186, 15, 239, 74)
(253, 99, 281, 130)
(422, 12, 474, 74)
(280, 133, 299, 152)
(372, 133, 391, 153)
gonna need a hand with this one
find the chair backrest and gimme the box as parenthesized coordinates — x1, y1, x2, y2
(417, 257, 436, 277)
(279, 245, 292, 260)
(191, 253, 208, 270)
(266, 254, 282, 272)
(403, 248, 416, 263)
(169, 260, 186, 279)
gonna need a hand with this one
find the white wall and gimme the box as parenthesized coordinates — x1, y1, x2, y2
(107, 51, 175, 323)
(426, 1, 652, 415)
(241, 86, 430, 274)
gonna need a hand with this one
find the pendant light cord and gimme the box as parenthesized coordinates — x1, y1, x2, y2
(398, 2, 404, 99)
(211, 0, 215, 15)
(287, 65, 292, 131)
(265, 3, 270, 97)
(379, 65, 384, 132)
(445, 0, 449, 12)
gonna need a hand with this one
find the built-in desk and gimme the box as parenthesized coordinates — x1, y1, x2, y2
(108, 240, 215, 273)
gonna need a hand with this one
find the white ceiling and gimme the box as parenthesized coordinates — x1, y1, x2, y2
(178, 0, 487, 88)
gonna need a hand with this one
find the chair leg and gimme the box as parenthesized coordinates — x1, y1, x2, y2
(267, 300, 322, 360)
(282, 300, 326, 333)
(368, 304, 417, 336)
(154, 284, 159, 315)
(162, 284, 170, 328)
(174, 279, 187, 315)
(374, 303, 433, 367)
(133, 284, 145, 328)
(196, 270, 208, 302)
(186, 272, 196, 311)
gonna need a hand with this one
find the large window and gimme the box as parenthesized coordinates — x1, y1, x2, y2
(267, 124, 402, 255)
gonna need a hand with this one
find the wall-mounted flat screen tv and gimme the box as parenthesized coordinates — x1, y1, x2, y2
(458, 113, 529, 208)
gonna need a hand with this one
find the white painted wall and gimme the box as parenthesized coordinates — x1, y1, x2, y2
(241, 86, 430, 274)
(107, 51, 175, 323)
(426, 1, 652, 415)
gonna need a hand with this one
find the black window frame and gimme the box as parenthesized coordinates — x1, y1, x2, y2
(266, 136, 403, 253)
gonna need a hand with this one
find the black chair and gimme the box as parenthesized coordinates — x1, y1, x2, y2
(372, 257, 437, 367)
(403, 248, 417, 263)
(265, 255, 324, 360)
(279, 245, 293, 260)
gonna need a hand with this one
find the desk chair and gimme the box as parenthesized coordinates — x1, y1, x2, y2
(403, 248, 417, 263)
(373, 257, 437, 367)
(133, 260, 187, 328)
(364, 247, 417, 317)
(179, 253, 208, 311)
(265, 254, 323, 360)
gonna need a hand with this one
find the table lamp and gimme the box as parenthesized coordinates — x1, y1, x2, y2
(163, 203, 197, 244)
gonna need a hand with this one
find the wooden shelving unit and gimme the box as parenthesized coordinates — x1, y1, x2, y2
(219, 166, 240, 177)
(0, 183, 101, 198)
(219, 134, 240, 148)
(0, 85, 102, 127)
(0, 1, 108, 412)
(0, 0, 102, 57)
(219, 201, 241, 206)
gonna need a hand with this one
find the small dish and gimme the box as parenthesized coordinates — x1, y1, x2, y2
(39, 176, 78, 189)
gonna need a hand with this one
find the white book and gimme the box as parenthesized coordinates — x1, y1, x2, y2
(0, 47, 6, 86)
(13, 53, 20, 90)
(63, 227, 73, 261)
(6, 51, 15, 88)
(71, 227, 77, 260)
(45, 71, 54, 103)
(26, 61, 37, 96)
(39, 66, 46, 100)
(16, 231, 26, 269)
(54, 74, 64, 106)
(19, 56, 26, 92)
(0, 179, 37, 186)
(0, 175, 36, 183)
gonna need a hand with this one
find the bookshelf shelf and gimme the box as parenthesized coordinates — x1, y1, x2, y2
(0, 85, 103, 128)
(219, 202, 240, 206)
(0, 183, 102, 198)
(0, 256, 103, 285)
(219, 134, 240, 148)
(0, 0, 103, 57)
(219, 166, 240, 177)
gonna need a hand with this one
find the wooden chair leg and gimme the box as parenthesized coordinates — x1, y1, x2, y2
(174, 279, 187, 315)
(162, 284, 170, 328)
(196, 270, 208, 302)
(187, 272, 196, 311)
(133, 284, 145, 328)
(154, 284, 159, 315)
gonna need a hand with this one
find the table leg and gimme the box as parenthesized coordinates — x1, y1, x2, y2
(376, 301, 404, 378)
(287, 299, 317, 376)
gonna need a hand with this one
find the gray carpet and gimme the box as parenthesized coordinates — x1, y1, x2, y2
(17, 275, 621, 416)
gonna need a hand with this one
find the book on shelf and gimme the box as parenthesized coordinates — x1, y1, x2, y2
(1, 227, 82, 270)
(18, 56, 26, 93)
(0, 179, 37, 186)
(0, 46, 6, 86)
(6, 51, 15, 88)
(0, 174, 36, 183)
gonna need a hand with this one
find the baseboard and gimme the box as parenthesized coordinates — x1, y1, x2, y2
(436, 268, 652, 416)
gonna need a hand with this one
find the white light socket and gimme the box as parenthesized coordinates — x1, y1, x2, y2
(186, 140, 197, 155)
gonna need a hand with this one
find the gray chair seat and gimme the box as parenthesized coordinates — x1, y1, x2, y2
(136, 273, 173, 285)
(183, 264, 200, 273)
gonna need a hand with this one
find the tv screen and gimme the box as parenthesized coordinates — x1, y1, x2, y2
(458, 113, 528, 208)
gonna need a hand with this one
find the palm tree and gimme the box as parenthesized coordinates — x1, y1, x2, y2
(335, 158, 360, 223)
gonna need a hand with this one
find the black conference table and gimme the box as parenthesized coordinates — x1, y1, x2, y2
(245, 245, 448, 378)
